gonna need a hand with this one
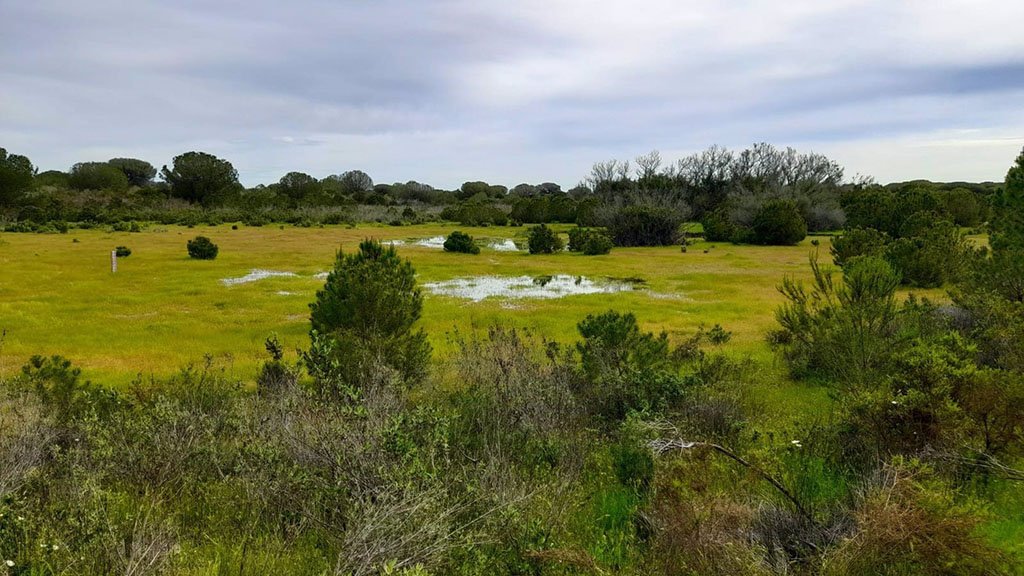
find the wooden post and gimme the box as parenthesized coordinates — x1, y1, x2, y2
(111, 250, 117, 273)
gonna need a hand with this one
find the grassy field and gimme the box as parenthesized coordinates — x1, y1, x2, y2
(0, 223, 943, 390)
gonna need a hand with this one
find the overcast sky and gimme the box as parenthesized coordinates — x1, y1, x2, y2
(2, 1, 1024, 189)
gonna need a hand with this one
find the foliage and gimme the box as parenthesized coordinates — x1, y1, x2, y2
(606, 205, 682, 246)
(567, 227, 613, 255)
(831, 227, 889, 267)
(114, 245, 131, 257)
(107, 157, 157, 187)
(576, 310, 684, 421)
(186, 235, 218, 259)
(701, 208, 737, 242)
(750, 199, 807, 245)
(442, 230, 479, 254)
(0, 147, 34, 207)
(308, 239, 431, 392)
(883, 220, 968, 287)
(66, 162, 127, 193)
(526, 224, 564, 254)
(773, 256, 905, 383)
(160, 151, 240, 205)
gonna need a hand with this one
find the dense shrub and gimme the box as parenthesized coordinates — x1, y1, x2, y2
(568, 227, 613, 255)
(114, 246, 131, 257)
(582, 232, 613, 255)
(701, 209, 737, 242)
(750, 199, 807, 245)
(831, 227, 889, 267)
(186, 236, 218, 259)
(442, 230, 480, 254)
(607, 205, 682, 246)
(527, 224, 564, 254)
(773, 256, 904, 383)
(883, 220, 967, 287)
(576, 310, 684, 421)
(441, 200, 508, 226)
(308, 239, 431, 395)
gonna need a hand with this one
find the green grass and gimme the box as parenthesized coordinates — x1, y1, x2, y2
(0, 223, 944, 388)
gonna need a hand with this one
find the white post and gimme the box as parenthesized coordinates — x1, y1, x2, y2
(111, 250, 117, 273)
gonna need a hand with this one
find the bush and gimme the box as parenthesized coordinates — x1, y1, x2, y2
(442, 231, 480, 254)
(527, 224, 564, 254)
(308, 239, 431, 396)
(831, 227, 889, 267)
(750, 200, 807, 245)
(701, 209, 737, 242)
(114, 246, 131, 258)
(607, 205, 682, 246)
(186, 236, 219, 260)
(883, 221, 967, 287)
(568, 227, 613, 255)
(582, 232, 614, 255)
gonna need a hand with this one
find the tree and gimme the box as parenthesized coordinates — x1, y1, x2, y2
(309, 240, 431, 393)
(68, 162, 129, 192)
(278, 171, 322, 205)
(0, 147, 35, 206)
(991, 147, 1024, 252)
(160, 151, 239, 205)
(108, 157, 157, 187)
(334, 170, 374, 197)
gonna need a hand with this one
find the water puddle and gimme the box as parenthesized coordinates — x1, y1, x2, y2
(423, 274, 640, 302)
(221, 269, 299, 286)
(488, 239, 521, 252)
(385, 236, 446, 249)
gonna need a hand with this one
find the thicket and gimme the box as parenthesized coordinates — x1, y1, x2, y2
(186, 235, 218, 259)
(442, 230, 480, 254)
(526, 224, 564, 254)
(567, 227, 613, 255)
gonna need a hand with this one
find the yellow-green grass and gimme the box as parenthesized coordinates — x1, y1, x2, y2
(0, 223, 943, 390)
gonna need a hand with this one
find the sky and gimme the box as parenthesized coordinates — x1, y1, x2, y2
(2, 0, 1024, 189)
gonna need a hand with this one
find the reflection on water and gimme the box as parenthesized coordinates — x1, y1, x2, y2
(424, 274, 639, 302)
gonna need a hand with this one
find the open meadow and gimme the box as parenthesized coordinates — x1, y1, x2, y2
(0, 223, 893, 387)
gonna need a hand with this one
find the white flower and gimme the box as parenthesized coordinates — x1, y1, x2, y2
(16, 516, 23, 521)
(5, 559, 14, 567)
(51, 545, 59, 551)
(790, 440, 802, 447)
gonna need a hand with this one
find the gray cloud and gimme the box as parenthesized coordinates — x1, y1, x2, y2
(2, 0, 1023, 187)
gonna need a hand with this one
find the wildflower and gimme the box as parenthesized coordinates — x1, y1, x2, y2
(5, 559, 14, 567)
(52, 545, 59, 551)
(790, 440, 802, 447)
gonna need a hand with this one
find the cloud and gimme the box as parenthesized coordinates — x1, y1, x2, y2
(1, 0, 1023, 187)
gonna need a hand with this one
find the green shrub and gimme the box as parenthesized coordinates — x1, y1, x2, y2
(883, 221, 967, 287)
(582, 232, 614, 255)
(607, 205, 682, 246)
(701, 209, 737, 242)
(308, 239, 431, 396)
(114, 246, 131, 257)
(442, 230, 480, 254)
(750, 199, 807, 245)
(831, 227, 889, 267)
(186, 236, 219, 260)
(568, 227, 613, 255)
(527, 224, 564, 254)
